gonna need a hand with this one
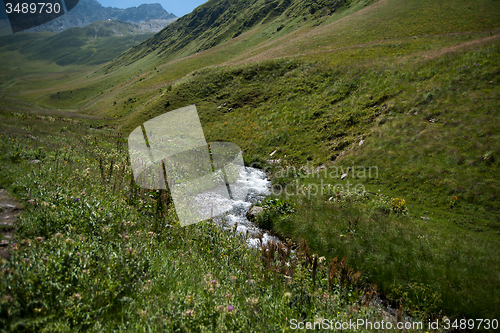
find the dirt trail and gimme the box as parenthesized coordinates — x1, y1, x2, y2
(0, 189, 21, 259)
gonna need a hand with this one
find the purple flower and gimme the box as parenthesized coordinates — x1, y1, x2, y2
(74, 198, 79, 202)
(227, 305, 234, 312)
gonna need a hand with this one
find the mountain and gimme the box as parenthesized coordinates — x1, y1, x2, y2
(103, 0, 368, 71)
(0, 20, 158, 66)
(23, 0, 177, 33)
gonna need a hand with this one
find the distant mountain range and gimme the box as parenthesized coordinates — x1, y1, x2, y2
(21, 0, 177, 33)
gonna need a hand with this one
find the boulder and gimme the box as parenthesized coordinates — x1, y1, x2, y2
(246, 206, 264, 221)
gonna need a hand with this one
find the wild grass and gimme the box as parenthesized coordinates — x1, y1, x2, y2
(254, 190, 500, 320)
(0, 113, 406, 332)
(0, 0, 499, 327)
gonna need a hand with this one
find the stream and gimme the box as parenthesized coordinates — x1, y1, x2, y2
(210, 166, 278, 247)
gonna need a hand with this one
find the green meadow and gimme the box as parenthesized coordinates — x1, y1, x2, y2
(1, 0, 500, 330)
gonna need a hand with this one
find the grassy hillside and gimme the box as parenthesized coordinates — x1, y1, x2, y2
(1, 0, 500, 327)
(0, 113, 392, 332)
(101, 0, 377, 73)
(0, 21, 154, 70)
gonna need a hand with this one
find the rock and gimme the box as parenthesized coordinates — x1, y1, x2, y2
(269, 150, 277, 157)
(266, 159, 281, 165)
(0, 204, 15, 209)
(359, 140, 364, 146)
(341, 173, 348, 180)
(0, 239, 9, 247)
(246, 206, 264, 221)
(314, 164, 326, 173)
(29, 159, 41, 164)
(421, 216, 430, 220)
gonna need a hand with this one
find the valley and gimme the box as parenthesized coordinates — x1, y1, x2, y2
(0, 0, 499, 330)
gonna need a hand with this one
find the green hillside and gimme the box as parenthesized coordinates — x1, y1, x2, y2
(1, 0, 500, 328)
(101, 0, 377, 72)
(0, 21, 154, 71)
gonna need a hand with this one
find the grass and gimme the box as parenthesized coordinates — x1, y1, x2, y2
(0, 0, 500, 328)
(0, 113, 402, 332)
(96, 37, 499, 320)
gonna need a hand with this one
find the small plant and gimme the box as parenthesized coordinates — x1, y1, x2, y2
(370, 195, 391, 214)
(389, 283, 443, 319)
(450, 196, 458, 208)
(261, 198, 296, 215)
(483, 151, 494, 164)
(390, 197, 408, 215)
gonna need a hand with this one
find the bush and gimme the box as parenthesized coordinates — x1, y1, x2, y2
(390, 197, 408, 215)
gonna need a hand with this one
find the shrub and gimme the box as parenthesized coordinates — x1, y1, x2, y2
(390, 197, 408, 215)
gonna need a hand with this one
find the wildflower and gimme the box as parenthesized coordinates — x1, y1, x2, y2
(36, 237, 44, 242)
(227, 305, 234, 313)
(185, 295, 191, 302)
(284, 292, 292, 299)
(246, 297, 259, 305)
(184, 309, 194, 317)
(147, 280, 152, 285)
(74, 293, 81, 299)
(83, 270, 88, 274)
(74, 198, 79, 202)
(99, 207, 105, 211)
(148, 231, 154, 236)
(65, 238, 72, 244)
(11, 243, 17, 250)
(103, 227, 109, 232)
(225, 293, 232, 299)
(128, 248, 134, 255)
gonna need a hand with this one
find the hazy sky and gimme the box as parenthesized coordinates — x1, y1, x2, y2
(97, 0, 207, 17)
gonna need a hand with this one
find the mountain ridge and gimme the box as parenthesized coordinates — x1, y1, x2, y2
(101, 0, 374, 72)
(23, 0, 176, 33)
